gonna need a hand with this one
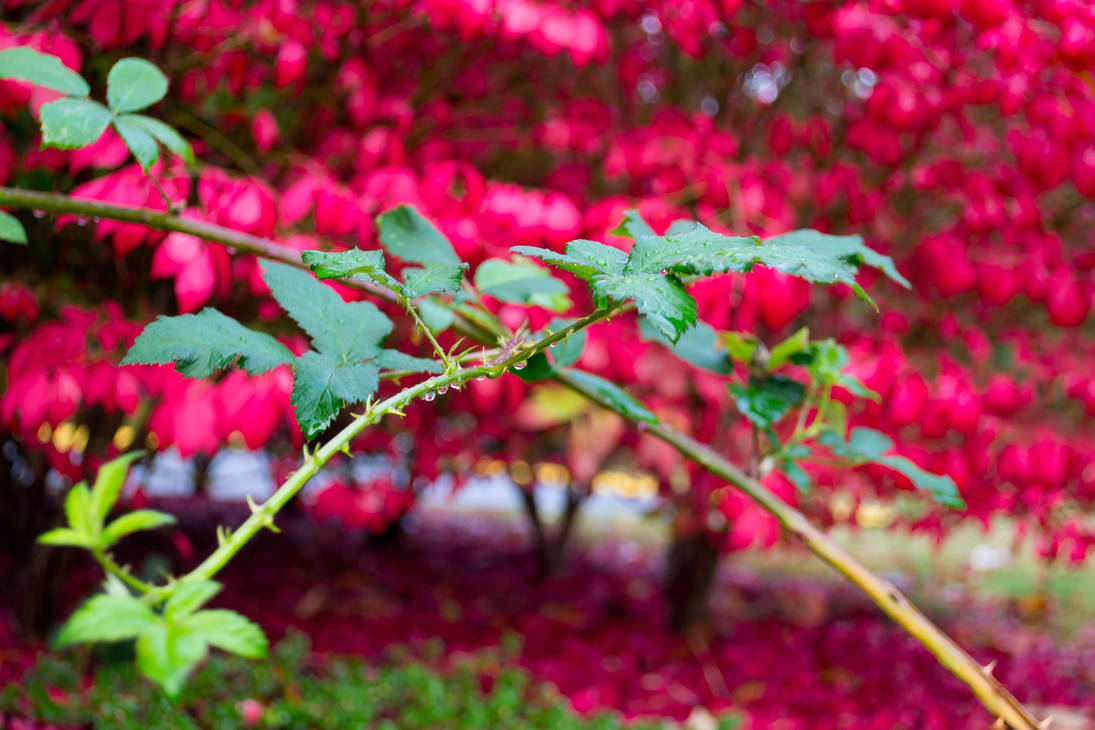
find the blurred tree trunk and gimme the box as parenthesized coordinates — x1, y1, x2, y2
(665, 526, 720, 632)
(518, 484, 584, 576)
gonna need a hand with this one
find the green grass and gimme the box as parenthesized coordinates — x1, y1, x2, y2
(1, 633, 743, 730)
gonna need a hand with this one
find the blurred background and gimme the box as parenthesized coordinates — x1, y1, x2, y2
(2, 0, 1095, 727)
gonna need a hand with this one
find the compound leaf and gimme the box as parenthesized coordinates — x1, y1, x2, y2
(123, 308, 294, 378)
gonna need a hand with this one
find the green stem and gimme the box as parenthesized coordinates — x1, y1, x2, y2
(146, 311, 607, 600)
(92, 548, 154, 595)
(401, 295, 451, 367)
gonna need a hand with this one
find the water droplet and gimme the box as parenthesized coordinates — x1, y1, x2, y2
(75, 216, 89, 226)
(476, 376, 487, 382)
(423, 391, 436, 402)
(549, 342, 557, 348)
(437, 384, 449, 395)
(32, 210, 45, 219)
(513, 361, 527, 370)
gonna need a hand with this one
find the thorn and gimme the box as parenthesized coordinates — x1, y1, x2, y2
(992, 717, 1006, 729)
(982, 660, 997, 675)
(388, 406, 406, 417)
(301, 444, 312, 461)
(246, 495, 262, 515)
(339, 442, 352, 457)
(1039, 716, 1054, 730)
(263, 515, 281, 534)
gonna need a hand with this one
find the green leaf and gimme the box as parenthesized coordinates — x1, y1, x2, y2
(544, 319, 586, 369)
(106, 58, 169, 113)
(819, 426, 893, 461)
(123, 308, 294, 378)
(876, 455, 965, 509)
(181, 609, 268, 659)
(638, 318, 732, 374)
(639, 224, 907, 308)
(376, 205, 460, 267)
(474, 258, 571, 312)
(781, 457, 811, 491)
(37, 527, 94, 548)
(55, 594, 159, 647)
(0, 211, 27, 245)
(291, 350, 380, 438)
(729, 375, 806, 429)
(165, 580, 222, 621)
(63, 482, 93, 537)
(609, 209, 656, 239)
(402, 264, 468, 298)
(135, 622, 208, 699)
(0, 46, 90, 96)
(418, 298, 454, 333)
(768, 327, 810, 371)
(101, 510, 176, 547)
(375, 349, 443, 374)
(124, 114, 194, 163)
(723, 332, 760, 364)
(591, 272, 695, 342)
(511, 240, 628, 281)
(39, 98, 112, 150)
(823, 399, 848, 439)
(90, 452, 145, 524)
(561, 369, 657, 424)
(261, 261, 393, 363)
(301, 248, 397, 289)
(513, 353, 556, 382)
(818, 428, 964, 508)
(112, 115, 159, 171)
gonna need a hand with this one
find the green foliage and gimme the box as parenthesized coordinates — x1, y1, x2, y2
(545, 319, 587, 368)
(262, 261, 395, 436)
(4, 634, 741, 729)
(123, 308, 294, 378)
(729, 375, 806, 429)
(0, 46, 90, 95)
(638, 317, 733, 374)
(112, 114, 161, 171)
(562, 369, 658, 424)
(39, 98, 113, 149)
(474, 258, 572, 311)
(106, 58, 169, 113)
(819, 428, 965, 508)
(52, 579, 267, 699)
(55, 594, 160, 646)
(38, 453, 175, 551)
(402, 263, 468, 298)
(516, 211, 909, 342)
(376, 205, 461, 266)
(0, 211, 27, 244)
(0, 48, 191, 172)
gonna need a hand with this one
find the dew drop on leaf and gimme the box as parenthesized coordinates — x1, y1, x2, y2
(513, 361, 527, 370)
(437, 384, 449, 395)
(423, 391, 436, 402)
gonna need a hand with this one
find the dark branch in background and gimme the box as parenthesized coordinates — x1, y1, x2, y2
(0, 186, 1045, 729)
